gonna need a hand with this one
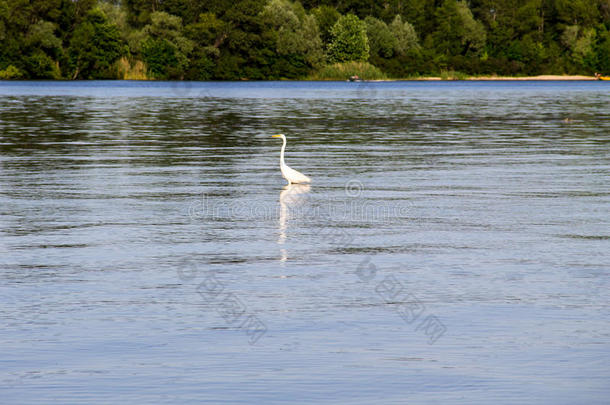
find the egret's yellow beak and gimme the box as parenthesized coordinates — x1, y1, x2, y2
(272, 134, 282, 138)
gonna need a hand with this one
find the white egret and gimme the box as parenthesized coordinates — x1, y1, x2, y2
(272, 134, 311, 185)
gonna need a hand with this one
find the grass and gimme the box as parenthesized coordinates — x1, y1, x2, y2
(308, 61, 387, 81)
(115, 57, 149, 80)
(439, 70, 468, 80)
(308, 64, 474, 81)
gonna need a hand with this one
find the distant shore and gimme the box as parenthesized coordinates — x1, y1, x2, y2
(0, 74, 601, 82)
(404, 75, 597, 81)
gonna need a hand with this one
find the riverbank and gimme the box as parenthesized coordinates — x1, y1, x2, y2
(470, 75, 596, 81)
(0, 74, 601, 83)
(394, 74, 597, 81)
(306, 63, 599, 81)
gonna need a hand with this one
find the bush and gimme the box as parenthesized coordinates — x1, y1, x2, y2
(0, 65, 24, 79)
(328, 14, 369, 63)
(142, 37, 180, 78)
(25, 51, 61, 79)
(308, 61, 387, 80)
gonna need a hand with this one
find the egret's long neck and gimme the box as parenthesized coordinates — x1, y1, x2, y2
(279, 137, 286, 166)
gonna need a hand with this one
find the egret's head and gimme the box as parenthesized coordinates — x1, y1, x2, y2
(272, 134, 284, 139)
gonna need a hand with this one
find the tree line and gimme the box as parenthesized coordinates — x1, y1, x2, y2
(1, 0, 609, 80)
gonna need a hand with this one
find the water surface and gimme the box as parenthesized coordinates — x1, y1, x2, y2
(1, 80, 609, 403)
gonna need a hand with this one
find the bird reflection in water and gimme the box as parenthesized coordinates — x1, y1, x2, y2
(278, 184, 311, 262)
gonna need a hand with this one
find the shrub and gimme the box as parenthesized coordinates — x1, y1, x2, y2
(308, 61, 386, 80)
(0, 65, 24, 79)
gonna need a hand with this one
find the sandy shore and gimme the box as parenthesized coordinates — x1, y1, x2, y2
(405, 75, 596, 81)
(469, 75, 595, 81)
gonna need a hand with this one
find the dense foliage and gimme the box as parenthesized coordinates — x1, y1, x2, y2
(1, 0, 610, 79)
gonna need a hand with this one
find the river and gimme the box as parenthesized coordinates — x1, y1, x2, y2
(1, 80, 609, 403)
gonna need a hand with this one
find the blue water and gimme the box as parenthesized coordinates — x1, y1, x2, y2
(1, 80, 609, 403)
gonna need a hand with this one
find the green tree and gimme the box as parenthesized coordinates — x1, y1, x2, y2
(594, 26, 610, 72)
(68, 8, 124, 79)
(375, 0, 429, 33)
(506, 33, 547, 74)
(124, 0, 160, 26)
(139, 11, 194, 78)
(561, 25, 597, 71)
(308, 0, 381, 20)
(0, 0, 65, 77)
(186, 12, 229, 49)
(26, 20, 62, 56)
(57, 0, 97, 34)
(431, 0, 486, 57)
(364, 16, 394, 58)
(470, 0, 553, 73)
(98, 1, 131, 42)
(24, 20, 62, 78)
(3, 0, 610, 80)
(260, 0, 324, 71)
(552, 0, 600, 27)
(311, 5, 340, 47)
(389, 15, 419, 56)
(213, 0, 275, 80)
(184, 12, 230, 80)
(328, 14, 369, 63)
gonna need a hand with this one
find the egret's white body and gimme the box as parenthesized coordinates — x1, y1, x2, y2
(272, 134, 311, 185)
